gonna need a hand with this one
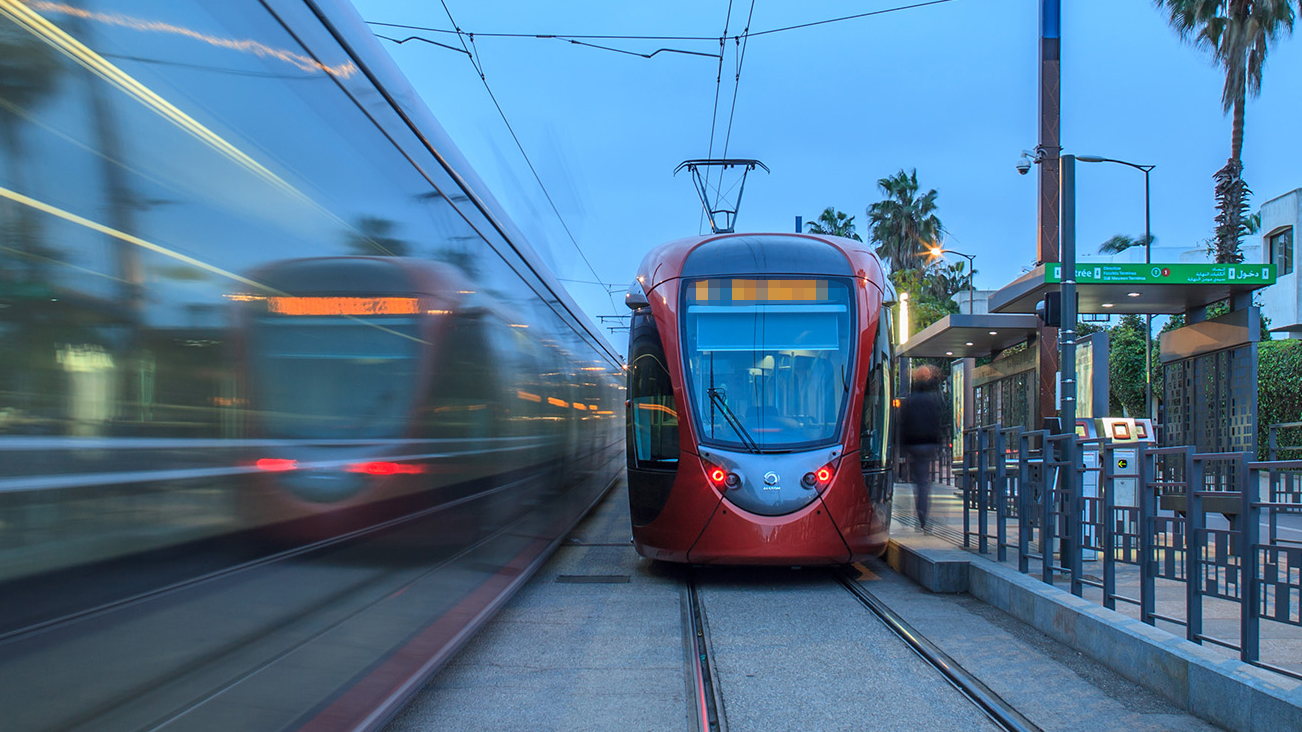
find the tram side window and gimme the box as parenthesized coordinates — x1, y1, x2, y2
(629, 310, 679, 467)
(861, 310, 893, 468)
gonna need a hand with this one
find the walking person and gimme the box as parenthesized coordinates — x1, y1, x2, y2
(900, 365, 945, 530)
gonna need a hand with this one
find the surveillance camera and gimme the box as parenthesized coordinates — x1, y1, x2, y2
(1016, 157, 1032, 175)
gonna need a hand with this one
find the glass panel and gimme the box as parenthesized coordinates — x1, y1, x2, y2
(1271, 228, 1294, 276)
(629, 310, 678, 465)
(682, 278, 854, 451)
(861, 307, 893, 468)
(248, 317, 419, 439)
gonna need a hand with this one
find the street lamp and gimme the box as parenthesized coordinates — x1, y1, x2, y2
(927, 245, 978, 314)
(1077, 155, 1156, 423)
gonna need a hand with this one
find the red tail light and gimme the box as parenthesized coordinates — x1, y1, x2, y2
(708, 466, 727, 485)
(815, 465, 833, 483)
(347, 461, 425, 476)
(256, 458, 297, 472)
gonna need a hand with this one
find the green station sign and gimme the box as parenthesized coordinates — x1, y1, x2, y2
(1045, 262, 1276, 286)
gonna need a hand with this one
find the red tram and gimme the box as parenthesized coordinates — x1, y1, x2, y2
(625, 233, 895, 564)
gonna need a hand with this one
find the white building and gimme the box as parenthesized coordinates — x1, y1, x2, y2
(1257, 189, 1301, 338)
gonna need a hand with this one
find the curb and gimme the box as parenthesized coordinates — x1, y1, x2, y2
(887, 535, 1302, 732)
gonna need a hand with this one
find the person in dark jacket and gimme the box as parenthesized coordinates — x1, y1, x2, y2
(900, 365, 945, 530)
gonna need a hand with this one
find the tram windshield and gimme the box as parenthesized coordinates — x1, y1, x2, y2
(682, 278, 854, 451)
(248, 316, 421, 439)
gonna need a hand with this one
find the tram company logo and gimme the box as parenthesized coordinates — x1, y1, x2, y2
(763, 471, 780, 486)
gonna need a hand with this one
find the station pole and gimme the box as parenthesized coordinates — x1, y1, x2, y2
(1037, 0, 1062, 429)
(1061, 154, 1081, 595)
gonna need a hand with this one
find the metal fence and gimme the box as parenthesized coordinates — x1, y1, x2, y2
(959, 423, 1302, 679)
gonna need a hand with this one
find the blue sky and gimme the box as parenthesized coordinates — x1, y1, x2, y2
(350, 0, 1302, 346)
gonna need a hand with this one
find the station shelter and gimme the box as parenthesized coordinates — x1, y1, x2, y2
(898, 261, 1276, 458)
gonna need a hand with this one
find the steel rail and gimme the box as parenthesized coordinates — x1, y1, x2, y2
(835, 570, 1041, 732)
(682, 571, 724, 732)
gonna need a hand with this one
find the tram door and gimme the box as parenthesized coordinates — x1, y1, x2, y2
(860, 310, 894, 505)
(626, 308, 679, 526)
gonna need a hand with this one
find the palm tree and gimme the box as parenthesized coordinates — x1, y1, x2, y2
(1097, 233, 1157, 255)
(925, 259, 974, 301)
(1156, 0, 1297, 263)
(866, 169, 943, 273)
(805, 207, 862, 241)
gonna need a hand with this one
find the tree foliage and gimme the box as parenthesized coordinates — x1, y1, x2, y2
(805, 207, 862, 241)
(1098, 233, 1156, 255)
(866, 169, 943, 273)
(1259, 339, 1302, 457)
(1108, 315, 1150, 417)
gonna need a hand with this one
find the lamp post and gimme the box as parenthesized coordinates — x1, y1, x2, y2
(927, 246, 978, 314)
(1076, 155, 1155, 422)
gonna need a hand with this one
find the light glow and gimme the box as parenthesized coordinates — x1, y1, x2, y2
(547, 397, 569, 408)
(815, 465, 833, 483)
(517, 390, 542, 402)
(635, 403, 678, 418)
(899, 292, 910, 344)
(691, 278, 829, 302)
(256, 458, 297, 472)
(267, 296, 419, 316)
(347, 461, 424, 476)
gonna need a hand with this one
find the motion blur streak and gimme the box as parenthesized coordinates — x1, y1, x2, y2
(0, 1, 623, 730)
(0, 184, 270, 290)
(0, 0, 319, 207)
(26, 0, 359, 77)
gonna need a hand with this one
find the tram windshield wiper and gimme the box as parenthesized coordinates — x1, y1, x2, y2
(707, 387, 760, 454)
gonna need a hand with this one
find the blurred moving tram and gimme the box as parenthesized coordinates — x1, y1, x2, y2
(0, 1, 622, 730)
(626, 233, 896, 565)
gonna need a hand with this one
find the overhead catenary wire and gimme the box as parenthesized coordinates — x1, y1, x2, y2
(366, 1, 963, 43)
(700, 0, 733, 236)
(430, 0, 618, 315)
(714, 0, 755, 214)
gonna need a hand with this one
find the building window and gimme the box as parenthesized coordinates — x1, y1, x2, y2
(1269, 227, 1294, 276)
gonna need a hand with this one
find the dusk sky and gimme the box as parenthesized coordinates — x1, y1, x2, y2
(350, 0, 1302, 349)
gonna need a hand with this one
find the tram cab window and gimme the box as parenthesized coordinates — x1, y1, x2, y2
(248, 315, 419, 439)
(681, 278, 854, 451)
(628, 309, 679, 467)
(860, 308, 894, 468)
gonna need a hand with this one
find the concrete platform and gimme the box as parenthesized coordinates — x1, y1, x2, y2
(888, 524, 1302, 732)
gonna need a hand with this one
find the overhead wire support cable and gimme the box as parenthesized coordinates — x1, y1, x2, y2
(373, 34, 470, 55)
(429, 0, 617, 314)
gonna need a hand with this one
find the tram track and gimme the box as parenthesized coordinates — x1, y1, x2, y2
(675, 564, 1038, 732)
(681, 568, 725, 732)
(833, 568, 1041, 732)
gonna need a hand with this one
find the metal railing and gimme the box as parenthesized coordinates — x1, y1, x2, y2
(956, 423, 1302, 679)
